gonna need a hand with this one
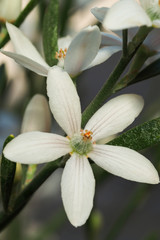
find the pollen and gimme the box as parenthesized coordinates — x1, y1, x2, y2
(55, 48, 67, 60)
(80, 129, 93, 141)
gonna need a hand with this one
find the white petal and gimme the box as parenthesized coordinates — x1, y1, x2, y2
(101, 32, 122, 47)
(3, 132, 71, 164)
(152, 19, 160, 28)
(85, 94, 144, 142)
(103, 0, 152, 30)
(58, 35, 72, 50)
(64, 26, 101, 76)
(21, 94, 51, 133)
(61, 153, 95, 227)
(85, 46, 122, 70)
(6, 23, 49, 70)
(47, 66, 81, 137)
(89, 144, 159, 184)
(96, 134, 117, 144)
(0, 50, 49, 76)
(91, 7, 108, 23)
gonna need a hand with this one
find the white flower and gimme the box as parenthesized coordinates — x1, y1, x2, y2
(3, 66, 159, 227)
(92, 6, 160, 57)
(0, 22, 121, 77)
(91, 0, 160, 30)
(0, 0, 21, 22)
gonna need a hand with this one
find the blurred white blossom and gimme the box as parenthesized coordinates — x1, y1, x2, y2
(0, 0, 21, 22)
(1, 23, 121, 77)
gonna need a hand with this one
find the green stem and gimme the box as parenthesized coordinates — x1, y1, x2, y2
(113, 44, 156, 93)
(0, 0, 42, 48)
(104, 184, 150, 240)
(81, 26, 152, 128)
(122, 29, 128, 57)
(0, 159, 62, 231)
(104, 149, 160, 240)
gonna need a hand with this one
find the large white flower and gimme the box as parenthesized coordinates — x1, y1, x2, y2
(91, 0, 160, 30)
(0, 23, 121, 77)
(3, 66, 159, 227)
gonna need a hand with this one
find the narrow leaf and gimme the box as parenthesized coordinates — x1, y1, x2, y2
(1, 135, 16, 212)
(108, 117, 160, 151)
(42, 0, 59, 66)
(0, 64, 7, 98)
(133, 58, 160, 83)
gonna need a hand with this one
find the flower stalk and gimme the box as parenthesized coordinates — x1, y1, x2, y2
(82, 26, 152, 127)
(0, 158, 62, 232)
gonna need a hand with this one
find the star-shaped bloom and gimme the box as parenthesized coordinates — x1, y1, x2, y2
(91, 0, 160, 30)
(1, 23, 121, 77)
(3, 66, 159, 227)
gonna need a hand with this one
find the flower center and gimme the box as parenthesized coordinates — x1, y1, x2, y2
(141, 0, 160, 21)
(55, 48, 67, 60)
(70, 130, 93, 156)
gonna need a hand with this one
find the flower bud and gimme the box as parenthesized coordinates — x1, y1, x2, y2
(0, 0, 22, 22)
(21, 94, 51, 133)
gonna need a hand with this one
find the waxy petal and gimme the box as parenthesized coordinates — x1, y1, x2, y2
(152, 19, 160, 28)
(85, 94, 144, 142)
(64, 26, 101, 76)
(103, 0, 152, 30)
(3, 132, 71, 164)
(47, 66, 81, 137)
(21, 94, 51, 133)
(61, 153, 95, 227)
(2, 23, 49, 74)
(91, 7, 108, 23)
(89, 144, 159, 184)
(0, 50, 49, 76)
(85, 46, 122, 70)
(0, 0, 21, 21)
(58, 36, 72, 50)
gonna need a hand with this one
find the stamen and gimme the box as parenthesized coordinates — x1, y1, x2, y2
(55, 48, 67, 60)
(80, 129, 93, 141)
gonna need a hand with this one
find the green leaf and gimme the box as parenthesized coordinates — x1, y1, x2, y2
(108, 117, 160, 151)
(1, 135, 16, 212)
(42, 0, 59, 66)
(0, 64, 7, 98)
(133, 58, 160, 83)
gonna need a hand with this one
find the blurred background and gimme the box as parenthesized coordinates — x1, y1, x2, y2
(1, 0, 160, 239)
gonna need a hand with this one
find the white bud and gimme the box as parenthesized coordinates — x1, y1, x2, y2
(0, 0, 22, 22)
(21, 94, 51, 133)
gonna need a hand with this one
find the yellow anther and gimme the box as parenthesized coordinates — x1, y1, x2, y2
(55, 48, 68, 60)
(80, 129, 93, 141)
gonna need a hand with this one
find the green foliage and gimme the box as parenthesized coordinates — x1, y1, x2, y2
(109, 117, 160, 151)
(133, 58, 160, 83)
(43, 0, 59, 66)
(0, 64, 7, 99)
(1, 135, 16, 212)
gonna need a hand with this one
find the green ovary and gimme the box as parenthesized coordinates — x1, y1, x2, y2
(70, 134, 93, 156)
